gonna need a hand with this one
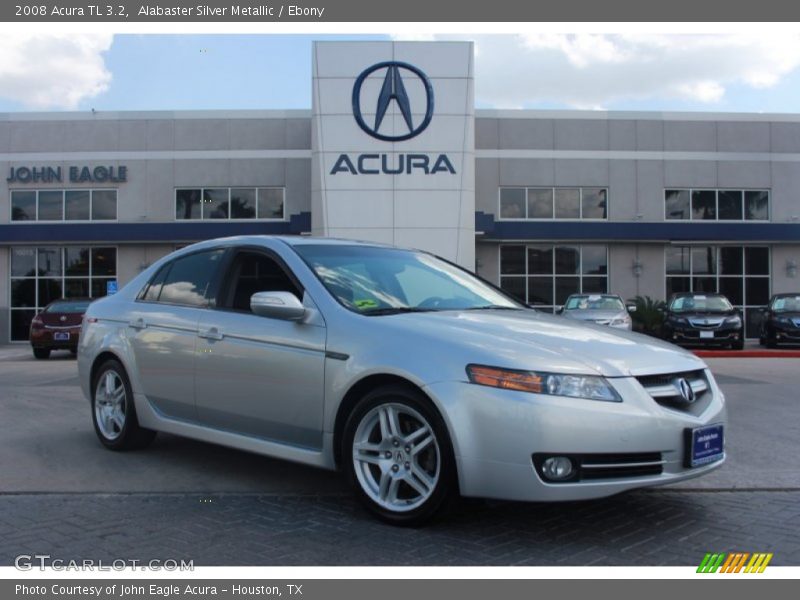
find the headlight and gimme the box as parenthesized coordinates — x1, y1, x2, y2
(466, 364, 621, 402)
(724, 315, 742, 326)
(777, 316, 791, 324)
(670, 316, 687, 324)
(610, 316, 631, 326)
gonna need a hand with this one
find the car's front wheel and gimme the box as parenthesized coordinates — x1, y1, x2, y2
(91, 359, 156, 451)
(32, 348, 50, 359)
(342, 385, 456, 525)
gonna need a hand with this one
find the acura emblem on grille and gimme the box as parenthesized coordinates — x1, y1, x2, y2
(676, 378, 696, 404)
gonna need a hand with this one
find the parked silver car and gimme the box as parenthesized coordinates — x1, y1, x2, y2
(558, 294, 635, 330)
(78, 236, 726, 524)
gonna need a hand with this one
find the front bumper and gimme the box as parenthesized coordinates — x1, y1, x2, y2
(664, 325, 741, 346)
(424, 373, 726, 502)
(770, 323, 800, 342)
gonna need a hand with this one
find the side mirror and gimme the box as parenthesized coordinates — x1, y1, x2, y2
(758, 306, 768, 314)
(555, 305, 564, 314)
(657, 307, 665, 314)
(250, 291, 306, 321)
(626, 304, 637, 313)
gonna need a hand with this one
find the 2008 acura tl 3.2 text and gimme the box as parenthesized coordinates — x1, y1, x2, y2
(78, 236, 726, 524)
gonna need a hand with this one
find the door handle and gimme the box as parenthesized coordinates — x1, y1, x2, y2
(198, 327, 224, 341)
(129, 318, 146, 330)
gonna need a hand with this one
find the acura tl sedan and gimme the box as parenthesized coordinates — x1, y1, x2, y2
(78, 237, 726, 524)
(661, 293, 745, 350)
(558, 294, 635, 330)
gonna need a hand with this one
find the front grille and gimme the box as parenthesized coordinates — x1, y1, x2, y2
(636, 369, 710, 413)
(688, 318, 724, 329)
(532, 452, 664, 483)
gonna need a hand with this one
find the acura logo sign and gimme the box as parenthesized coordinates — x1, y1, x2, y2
(352, 61, 434, 142)
(676, 378, 696, 404)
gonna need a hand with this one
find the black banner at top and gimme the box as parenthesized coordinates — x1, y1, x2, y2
(2, 0, 800, 22)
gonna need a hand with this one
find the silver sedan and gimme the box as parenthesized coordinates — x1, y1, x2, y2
(558, 294, 635, 330)
(78, 236, 726, 525)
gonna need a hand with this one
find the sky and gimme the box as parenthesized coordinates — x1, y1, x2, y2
(2, 33, 800, 113)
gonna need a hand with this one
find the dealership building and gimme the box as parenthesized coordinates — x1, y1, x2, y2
(1, 40, 799, 343)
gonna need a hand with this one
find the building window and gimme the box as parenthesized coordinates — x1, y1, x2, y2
(499, 187, 608, 220)
(666, 245, 770, 337)
(175, 187, 285, 220)
(499, 244, 609, 312)
(665, 189, 769, 221)
(9, 246, 117, 341)
(10, 189, 117, 222)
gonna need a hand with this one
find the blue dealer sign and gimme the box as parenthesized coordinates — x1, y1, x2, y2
(331, 61, 455, 176)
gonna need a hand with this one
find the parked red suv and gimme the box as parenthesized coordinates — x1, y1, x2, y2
(29, 298, 92, 359)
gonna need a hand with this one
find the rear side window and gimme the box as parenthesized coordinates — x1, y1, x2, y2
(151, 249, 225, 307)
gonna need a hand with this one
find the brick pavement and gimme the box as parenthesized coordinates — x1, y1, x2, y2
(1, 490, 797, 566)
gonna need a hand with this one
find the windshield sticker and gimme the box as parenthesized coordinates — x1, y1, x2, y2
(695, 295, 707, 300)
(354, 299, 378, 309)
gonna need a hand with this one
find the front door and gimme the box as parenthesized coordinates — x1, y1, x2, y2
(193, 249, 327, 449)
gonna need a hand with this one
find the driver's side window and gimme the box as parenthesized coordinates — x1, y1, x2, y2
(223, 251, 302, 313)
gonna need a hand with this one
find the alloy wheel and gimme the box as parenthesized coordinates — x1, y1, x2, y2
(94, 370, 127, 440)
(351, 402, 441, 513)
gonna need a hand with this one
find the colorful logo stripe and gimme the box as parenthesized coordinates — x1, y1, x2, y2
(697, 552, 773, 573)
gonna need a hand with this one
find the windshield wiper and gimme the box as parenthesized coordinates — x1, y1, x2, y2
(462, 305, 525, 311)
(360, 307, 438, 316)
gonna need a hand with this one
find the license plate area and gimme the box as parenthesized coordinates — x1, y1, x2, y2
(53, 332, 70, 341)
(699, 330, 714, 339)
(684, 424, 724, 468)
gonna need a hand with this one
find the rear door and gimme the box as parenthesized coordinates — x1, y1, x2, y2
(127, 248, 227, 421)
(193, 247, 327, 449)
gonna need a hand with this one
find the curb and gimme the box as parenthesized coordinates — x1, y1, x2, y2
(693, 350, 800, 358)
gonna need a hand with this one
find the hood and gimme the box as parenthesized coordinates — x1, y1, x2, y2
(772, 311, 800, 319)
(382, 309, 705, 378)
(563, 310, 626, 322)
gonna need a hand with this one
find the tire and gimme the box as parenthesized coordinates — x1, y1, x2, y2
(731, 338, 745, 350)
(342, 384, 457, 526)
(91, 359, 156, 451)
(70, 348, 78, 356)
(32, 348, 50, 360)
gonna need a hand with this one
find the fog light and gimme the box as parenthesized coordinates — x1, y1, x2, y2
(673, 334, 678, 339)
(541, 456, 574, 481)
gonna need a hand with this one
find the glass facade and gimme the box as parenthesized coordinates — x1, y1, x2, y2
(9, 246, 117, 341)
(11, 189, 117, 222)
(176, 187, 285, 220)
(665, 189, 769, 221)
(500, 187, 608, 220)
(499, 244, 609, 312)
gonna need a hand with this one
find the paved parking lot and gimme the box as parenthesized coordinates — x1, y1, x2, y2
(0, 346, 798, 565)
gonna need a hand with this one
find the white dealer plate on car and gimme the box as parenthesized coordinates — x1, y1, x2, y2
(53, 332, 70, 341)
(700, 331, 714, 339)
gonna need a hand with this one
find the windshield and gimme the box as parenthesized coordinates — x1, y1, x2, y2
(565, 295, 624, 311)
(772, 296, 800, 313)
(293, 245, 521, 314)
(670, 295, 733, 313)
(45, 300, 91, 314)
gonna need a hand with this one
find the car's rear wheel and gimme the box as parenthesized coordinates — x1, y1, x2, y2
(91, 359, 156, 451)
(342, 385, 456, 525)
(32, 348, 50, 360)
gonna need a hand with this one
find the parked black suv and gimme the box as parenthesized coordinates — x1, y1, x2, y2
(759, 293, 800, 348)
(662, 292, 744, 349)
